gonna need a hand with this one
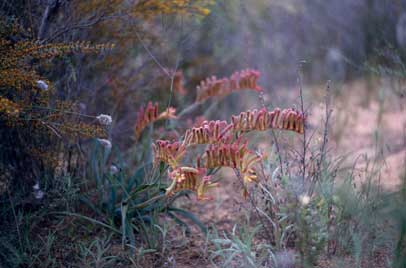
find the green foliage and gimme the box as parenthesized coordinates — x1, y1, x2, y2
(209, 218, 270, 268)
(76, 141, 207, 251)
(78, 234, 118, 268)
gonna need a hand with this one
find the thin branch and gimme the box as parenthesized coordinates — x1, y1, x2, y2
(177, 102, 202, 118)
(134, 30, 170, 78)
(309, 81, 332, 195)
(258, 90, 284, 176)
(7, 189, 23, 252)
(38, 0, 59, 40)
(44, 14, 115, 43)
(233, 168, 274, 244)
(298, 64, 307, 189)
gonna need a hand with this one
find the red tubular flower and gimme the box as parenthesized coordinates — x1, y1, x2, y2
(183, 120, 233, 146)
(195, 69, 263, 103)
(134, 102, 177, 139)
(195, 76, 228, 103)
(165, 167, 218, 200)
(152, 140, 185, 168)
(231, 107, 304, 134)
(228, 69, 262, 92)
(197, 139, 262, 188)
(172, 70, 187, 95)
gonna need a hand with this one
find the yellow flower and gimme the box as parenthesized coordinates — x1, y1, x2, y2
(166, 167, 218, 200)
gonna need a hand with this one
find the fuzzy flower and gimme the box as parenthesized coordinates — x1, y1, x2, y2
(195, 69, 263, 103)
(96, 114, 112, 126)
(97, 138, 112, 150)
(231, 107, 305, 134)
(134, 102, 176, 139)
(152, 140, 186, 168)
(110, 165, 119, 175)
(299, 194, 311, 206)
(33, 182, 40, 190)
(165, 167, 218, 200)
(36, 80, 48, 90)
(183, 120, 233, 146)
(33, 182, 44, 200)
(197, 139, 262, 195)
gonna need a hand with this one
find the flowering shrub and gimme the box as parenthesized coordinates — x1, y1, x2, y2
(231, 107, 305, 134)
(0, 19, 112, 191)
(144, 69, 306, 200)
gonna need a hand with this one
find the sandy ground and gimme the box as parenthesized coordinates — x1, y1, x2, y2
(308, 79, 406, 189)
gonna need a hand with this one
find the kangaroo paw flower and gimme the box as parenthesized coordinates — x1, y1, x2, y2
(183, 120, 233, 146)
(152, 140, 186, 168)
(166, 167, 218, 200)
(231, 107, 305, 134)
(195, 69, 263, 103)
(135, 102, 177, 139)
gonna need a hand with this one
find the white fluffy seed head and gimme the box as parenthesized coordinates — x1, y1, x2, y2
(299, 194, 310, 206)
(36, 80, 48, 90)
(96, 114, 112, 126)
(110, 165, 119, 174)
(33, 182, 40, 190)
(33, 182, 44, 200)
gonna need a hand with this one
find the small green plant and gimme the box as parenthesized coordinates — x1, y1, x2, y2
(209, 216, 270, 268)
(69, 140, 207, 253)
(78, 234, 118, 268)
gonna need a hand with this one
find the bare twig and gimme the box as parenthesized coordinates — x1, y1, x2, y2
(233, 169, 274, 244)
(7, 189, 23, 252)
(258, 90, 284, 176)
(177, 102, 202, 118)
(309, 81, 332, 195)
(298, 64, 307, 188)
(134, 30, 170, 78)
(38, 0, 59, 40)
(165, 51, 182, 128)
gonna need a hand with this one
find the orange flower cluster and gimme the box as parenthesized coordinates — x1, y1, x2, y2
(150, 68, 308, 201)
(195, 69, 263, 103)
(165, 167, 218, 200)
(197, 139, 261, 185)
(152, 140, 186, 168)
(183, 120, 233, 146)
(232, 107, 305, 134)
(153, 105, 306, 200)
(134, 102, 176, 139)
